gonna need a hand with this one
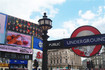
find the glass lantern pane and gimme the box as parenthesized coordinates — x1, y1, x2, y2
(40, 20, 44, 25)
(50, 21, 52, 26)
(45, 20, 49, 24)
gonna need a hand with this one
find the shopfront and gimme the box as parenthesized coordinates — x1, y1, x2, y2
(9, 59, 28, 70)
(0, 59, 9, 70)
(0, 51, 32, 70)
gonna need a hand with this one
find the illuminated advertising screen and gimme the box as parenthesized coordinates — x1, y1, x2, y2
(33, 37, 43, 51)
(7, 15, 42, 39)
(0, 13, 7, 44)
(6, 31, 31, 48)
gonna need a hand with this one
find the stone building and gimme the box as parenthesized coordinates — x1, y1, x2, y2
(90, 46, 105, 69)
(48, 49, 82, 70)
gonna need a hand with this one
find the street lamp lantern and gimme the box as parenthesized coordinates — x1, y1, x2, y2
(38, 13, 52, 70)
(38, 13, 52, 31)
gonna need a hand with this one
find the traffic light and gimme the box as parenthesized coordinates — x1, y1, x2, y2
(90, 60, 94, 68)
(87, 61, 90, 68)
(68, 65, 71, 69)
(33, 59, 39, 69)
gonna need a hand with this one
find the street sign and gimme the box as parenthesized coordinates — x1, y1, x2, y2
(71, 26, 102, 57)
(47, 26, 103, 57)
(47, 40, 64, 49)
(64, 34, 105, 47)
(47, 34, 105, 49)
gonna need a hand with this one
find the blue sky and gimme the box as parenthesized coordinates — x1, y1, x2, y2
(0, 0, 105, 59)
(0, 0, 105, 40)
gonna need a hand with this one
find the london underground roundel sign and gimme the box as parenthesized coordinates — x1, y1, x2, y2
(71, 26, 102, 57)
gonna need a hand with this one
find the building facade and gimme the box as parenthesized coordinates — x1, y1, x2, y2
(0, 12, 42, 70)
(90, 46, 105, 69)
(48, 49, 81, 70)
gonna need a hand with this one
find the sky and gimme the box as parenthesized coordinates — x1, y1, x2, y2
(0, 0, 105, 59)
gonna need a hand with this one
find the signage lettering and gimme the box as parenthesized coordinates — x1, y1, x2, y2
(66, 37, 105, 45)
(0, 45, 32, 54)
(64, 34, 105, 47)
(49, 42, 60, 47)
(36, 52, 42, 59)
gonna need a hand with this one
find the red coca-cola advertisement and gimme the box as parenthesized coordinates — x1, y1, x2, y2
(33, 49, 42, 61)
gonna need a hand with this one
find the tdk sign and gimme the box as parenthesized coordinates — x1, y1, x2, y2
(39, 41, 43, 48)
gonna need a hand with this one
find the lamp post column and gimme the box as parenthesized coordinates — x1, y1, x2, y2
(42, 30, 49, 70)
(38, 13, 52, 70)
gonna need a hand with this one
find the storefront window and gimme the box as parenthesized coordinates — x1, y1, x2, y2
(19, 54, 24, 59)
(25, 55, 29, 59)
(11, 53, 16, 59)
(0, 52, 1, 57)
(0, 68, 3, 70)
(5, 53, 10, 58)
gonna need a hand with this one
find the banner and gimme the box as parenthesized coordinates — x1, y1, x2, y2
(9, 59, 28, 64)
(0, 45, 32, 54)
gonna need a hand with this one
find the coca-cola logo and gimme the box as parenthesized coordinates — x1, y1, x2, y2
(36, 51, 42, 59)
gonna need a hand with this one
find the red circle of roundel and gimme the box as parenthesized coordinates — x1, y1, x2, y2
(71, 25, 102, 57)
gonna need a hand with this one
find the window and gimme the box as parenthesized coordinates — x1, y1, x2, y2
(0, 52, 1, 56)
(51, 60, 52, 64)
(11, 53, 16, 59)
(19, 54, 24, 59)
(57, 59, 58, 64)
(54, 60, 55, 64)
(25, 55, 29, 59)
(5, 53, 10, 58)
(65, 59, 68, 63)
(60, 58, 62, 63)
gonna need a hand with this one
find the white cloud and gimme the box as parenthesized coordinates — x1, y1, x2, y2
(48, 29, 70, 40)
(79, 10, 96, 20)
(63, 20, 77, 33)
(76, 19, 89, 26)
(97, 6, 103, 15)
(79, 10, 82, 16)
(0, 0, 65, 23)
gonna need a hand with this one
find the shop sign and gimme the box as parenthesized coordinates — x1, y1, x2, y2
(0, 45, 32, 54)
(0, 63, 9, 67)
(9, 59, 28, 64)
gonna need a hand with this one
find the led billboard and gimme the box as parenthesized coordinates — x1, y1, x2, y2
(6, 31, 31, 48)
(7, 15, 42, 39)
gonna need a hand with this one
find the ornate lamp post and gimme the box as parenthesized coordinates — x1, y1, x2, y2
(38, 13, 52, 70)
